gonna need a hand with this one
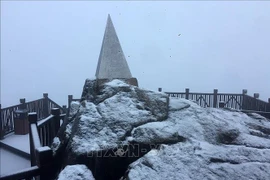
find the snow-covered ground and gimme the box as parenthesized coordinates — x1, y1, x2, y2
(0, 148, 30, 176)
(0, 133, 30, 177)
(0, 133, 30, 154)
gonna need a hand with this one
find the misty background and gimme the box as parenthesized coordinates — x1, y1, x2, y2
(1, 1, 270, 108)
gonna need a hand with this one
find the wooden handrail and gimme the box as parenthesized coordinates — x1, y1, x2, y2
(164, 92, 185, 94)
(1, 94, 65, 137)
(48, 98, 63, 110)
(37, 115, 54, 127)
(31, 124, 42, 149)
(244, 94, 269, 104)
(0, 99, 43, 111)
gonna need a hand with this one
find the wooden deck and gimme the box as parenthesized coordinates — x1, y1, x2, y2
(0, 133, 31, 177)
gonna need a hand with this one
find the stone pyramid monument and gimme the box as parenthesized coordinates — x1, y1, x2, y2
(95, 14, 138, 87)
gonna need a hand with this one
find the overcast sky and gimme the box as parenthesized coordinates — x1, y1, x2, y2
(1, 1, 270, 108)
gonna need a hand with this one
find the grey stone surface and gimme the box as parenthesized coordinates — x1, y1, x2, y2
(95, 14, 132, 79)
(52, 80, 270, 180)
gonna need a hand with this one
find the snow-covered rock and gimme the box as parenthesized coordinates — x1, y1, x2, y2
(54, 79, 270, 180)
(58, 165, 95, 180)
(126, 98, 270, 180)
(127, 141, 270, 180)
(67, 79, 168, 155)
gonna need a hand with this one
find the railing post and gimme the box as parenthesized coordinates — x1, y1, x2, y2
(43, 93, 49, 118)
(267, 98, 270, 112)
(0, 104, 3, 140)
(28, 112, 38, 166)
(254, 93, 259, 99)
(51, 108, 60, 142)
(213, 89, 218, 108)
(185, 88, 189, 100)
(62, 105, 67, 114)
(158, 88, 162, 92)
(19, 98, 26, 109)
(68, 95, 73, 109)
(36, 146, 54, 180)
(242, 89, 247, 110)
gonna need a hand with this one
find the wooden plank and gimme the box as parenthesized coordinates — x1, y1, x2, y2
(0, 166, 40, 180)
(30, 124, 41, 149)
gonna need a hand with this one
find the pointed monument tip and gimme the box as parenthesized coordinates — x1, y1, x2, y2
(96, 13, 132, 79)
(107, 14, 112, 23)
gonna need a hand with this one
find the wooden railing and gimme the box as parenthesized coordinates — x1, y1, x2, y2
(67, 88, 270, 117)
(37, 109, 65, 147)
(68, 95, 80, 108)
(0, 108, 64, 180)
(0, 93, 66, 139)
(159, 88, 270, 115)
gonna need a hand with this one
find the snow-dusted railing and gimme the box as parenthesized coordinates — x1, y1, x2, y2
(37, 108, 64, 147)
(0, 112, 58, 180)
(0, 93, 66, 139)
(161, 88, 270, 114)
(164, 89, 244, 109)
(68, 95, 80, 108)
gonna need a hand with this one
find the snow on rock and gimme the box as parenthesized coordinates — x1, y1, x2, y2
(126, 97, 270, 180)
(127, 140, 270, 180)
(51, 137, 61, 154)
(69, 101, 81, 117)
(58, 165, 95, 180)
(105, 79, 130, 87)
(55, 79, 270, 180)
(67, 80, 169, 155)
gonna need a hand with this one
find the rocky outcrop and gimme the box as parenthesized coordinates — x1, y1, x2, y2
(54, 79, 270, 180)
(125, 99, 270, 180)
(54, 79, 169, 179)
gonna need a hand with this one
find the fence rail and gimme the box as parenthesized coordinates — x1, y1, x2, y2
(160, 88, 270, 115)
(0, 109, 63, 180)
(0, 93, 66, 139)
(67, 89, 270, 118)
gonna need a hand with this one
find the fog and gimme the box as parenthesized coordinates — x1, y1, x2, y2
(1, 1, 270, 108)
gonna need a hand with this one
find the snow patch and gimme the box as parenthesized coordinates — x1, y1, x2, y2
(58, 165, 95, 180)
(104, 79, 129, 87)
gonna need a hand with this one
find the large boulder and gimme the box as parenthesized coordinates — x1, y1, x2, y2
(64, 79, 169, 179)
(125, 98, 270, 180)
(53, 79, 270, 180)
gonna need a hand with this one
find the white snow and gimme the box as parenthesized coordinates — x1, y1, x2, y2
(0, 133, 30, 154)
(104, 79, 130, 87)
(36, 146, 50, 152)
(69, 101, 81, 117)
(51, 137, 61, 154)
(127, 97, 270, 179)
(57, 165, 95, 180)
(70, 88, 164, 154)
(0, 148, 30, 176)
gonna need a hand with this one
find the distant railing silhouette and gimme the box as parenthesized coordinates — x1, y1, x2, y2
(0, 108, 65, 180)
(0, 93, 66, 139)
(158, 88, 270, 119)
